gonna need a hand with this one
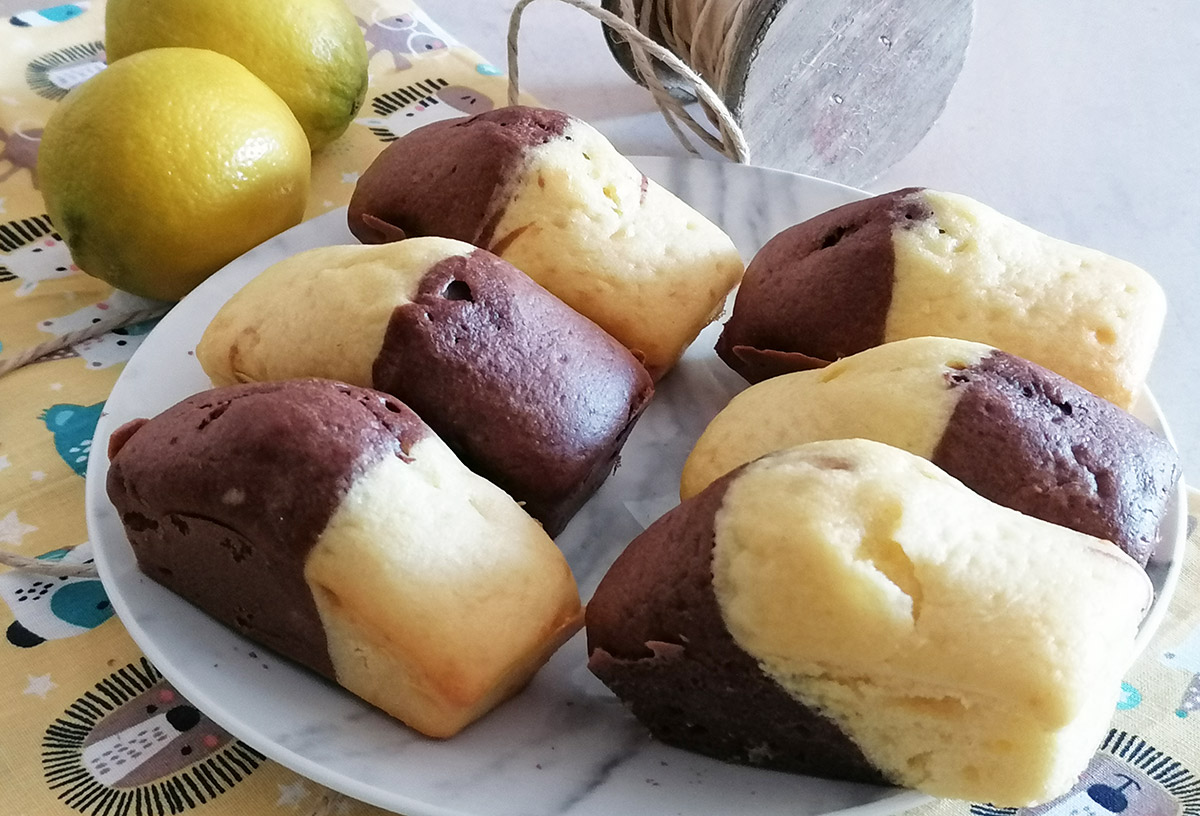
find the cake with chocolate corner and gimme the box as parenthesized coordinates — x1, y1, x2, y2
(715, 188, 1165, 409)
(107, 378, 583, 738)
(346, 105, 745, 379)
(683, 337, 1180, 565)
(588, 439, 1153, 806)
(196, 237, 654, 536)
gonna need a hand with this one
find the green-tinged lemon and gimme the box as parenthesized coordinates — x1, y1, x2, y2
(38, 47, 311, 301)
(106, 0, 369, 150)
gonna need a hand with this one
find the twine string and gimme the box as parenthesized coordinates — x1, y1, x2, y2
(620, 0, 702, 155)
(0, 550, 100, 578)
(506, 0, 750, 163)
(306, 788, 350, 816)
(625, 0, 749, 142)
(0, 304, 170, 378)
(661, 0, 750, 134)
(0, 303, 171, 575)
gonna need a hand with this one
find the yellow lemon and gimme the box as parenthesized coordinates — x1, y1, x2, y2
(106, 0, 369, 150)
(38, 47, 311, 301)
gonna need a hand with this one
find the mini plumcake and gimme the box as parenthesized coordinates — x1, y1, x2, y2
(196, 238, 653, 536)
(682, 337, 1180, 565)
(587, 439, 1153, 806)
(346, 105, 745, 378)
(715, 188, 1165, 408)
(106, 379, 583, 738)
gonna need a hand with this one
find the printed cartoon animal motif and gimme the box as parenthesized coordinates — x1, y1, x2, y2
(43, 658, 265, 811)
(0, 124, 43, 189)
(1116, 681, 1142, 711)
(0, 213, 56, 250)
(40, 400, 104, 476)
(72, 319, 158, 369)
(970, 730, 1200, 816)
(1162, 622, 1200, 673)
(81, 687, 231, 787)
(1176, 674, 1200, 719)
(1, 234, 78, 296)
(25, 40, 106, 100)
(39, 290, 160, 337)
(1023, 756, 1178, 816)
(358, 77, 494, 142)
(0, 542, 112, 647)
(358, 12, 449, 71)
(10, 2, 89, 27)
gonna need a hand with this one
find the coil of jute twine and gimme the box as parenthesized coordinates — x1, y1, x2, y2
(514, 0, 973, 186)
(509, 0, 751, 163)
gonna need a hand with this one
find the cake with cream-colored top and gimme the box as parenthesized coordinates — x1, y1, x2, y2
(683, 337, 1179, 565)
(196, 238, 654, 536)
(346, 105, 745, 378)
(587, 439, 1152, 806)
(715, 188, 1165, 408)
(106, 379, 583, 738)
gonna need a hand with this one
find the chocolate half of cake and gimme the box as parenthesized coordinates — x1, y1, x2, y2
(683, 337, 1180, 566)
(934, 348, 1180, 566)
(373, 247, 654, 536)
(106, 378, 428, 676)
(586, 472, 888, 784)
(715, 188, 927, 382)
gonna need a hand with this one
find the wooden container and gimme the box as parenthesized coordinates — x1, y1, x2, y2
(601, 0, 973, 185)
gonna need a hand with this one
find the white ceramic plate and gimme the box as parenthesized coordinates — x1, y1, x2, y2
(85, 158, 1186, 816)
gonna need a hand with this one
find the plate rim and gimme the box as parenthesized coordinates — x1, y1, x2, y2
(84, 157, 1183, 816)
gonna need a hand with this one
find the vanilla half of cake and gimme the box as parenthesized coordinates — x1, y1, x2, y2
(716, 188, 1165, 409)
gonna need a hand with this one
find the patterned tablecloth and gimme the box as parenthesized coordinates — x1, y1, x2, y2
(1, 3, 1197, 815)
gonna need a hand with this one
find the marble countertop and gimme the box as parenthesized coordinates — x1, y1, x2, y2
(422, 0, 1200, 476)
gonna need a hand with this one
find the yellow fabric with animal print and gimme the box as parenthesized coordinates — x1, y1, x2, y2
(0, 1, 522, 814)
(0, 0, 521, 370)
(4, 3, 1200, 816)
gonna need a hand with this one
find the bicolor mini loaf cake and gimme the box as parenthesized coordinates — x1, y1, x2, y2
(347, 105, 746, 378)
(715, 188, 1165, 408)
(587, 439, 1153, 806)
(107, 379, 583, 738)
(683, 337, 1180, 565)
(196, 238, 654, 536)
